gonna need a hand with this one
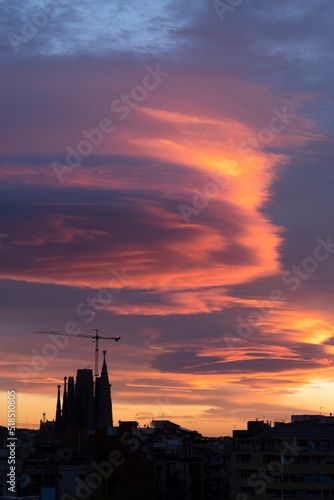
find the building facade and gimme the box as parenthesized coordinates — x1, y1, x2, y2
(231, 416, 334, 499)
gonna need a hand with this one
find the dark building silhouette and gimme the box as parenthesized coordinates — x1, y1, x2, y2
(35, 354, 334, 499)
(55, 384, 62, 438)
(61, 377, 69, 428)
(75, 368, 95, 429)
(95, 350, 113, 428)
(67, 375, 75, 426)
(230, 415, 334, 499)
(13, 374, 334, 500)
(41, 351, 113, 439)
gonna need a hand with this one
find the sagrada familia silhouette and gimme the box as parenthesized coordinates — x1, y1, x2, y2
(40, 350, 113, 440)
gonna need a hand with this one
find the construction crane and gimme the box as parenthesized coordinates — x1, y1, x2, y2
(35, 328, 121, 377)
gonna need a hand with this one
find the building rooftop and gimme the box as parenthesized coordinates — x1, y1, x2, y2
(252, 417, 334, 439)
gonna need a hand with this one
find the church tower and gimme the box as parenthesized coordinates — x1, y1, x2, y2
(67, 376, 75, 426)
(55, 384, 62, 438)
(75, 368, 95, 429)
(62, 376, 69, 429)
(95, 350, 113, 428)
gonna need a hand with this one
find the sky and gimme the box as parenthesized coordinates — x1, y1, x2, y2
(0, 0, 334, 436)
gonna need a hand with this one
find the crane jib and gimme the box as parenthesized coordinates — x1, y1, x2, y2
(34, 329, 121, 376)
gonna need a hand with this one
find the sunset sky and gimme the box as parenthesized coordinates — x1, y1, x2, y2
(1, 0, 334, 436)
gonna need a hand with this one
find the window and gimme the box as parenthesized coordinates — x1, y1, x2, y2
(237, 455, 252, 464)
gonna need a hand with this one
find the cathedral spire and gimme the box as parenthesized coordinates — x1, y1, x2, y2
(56, 384, 61, 423)
(55, 384, 62, 438)
(62, 377, 69, 427)
(101, 350, 107, 376)
(95, 350, 113, 428)
(63, 377, 67, 404)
